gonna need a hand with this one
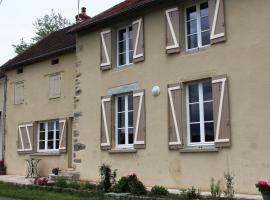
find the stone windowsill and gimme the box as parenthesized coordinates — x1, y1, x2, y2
(180, 146, 219, 153)
(109, 148, 137, 154)
(30, 152, 61, 156)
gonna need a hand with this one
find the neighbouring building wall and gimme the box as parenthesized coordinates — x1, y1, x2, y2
(5, 53, 76, 176)
(73, 0, 270, 194)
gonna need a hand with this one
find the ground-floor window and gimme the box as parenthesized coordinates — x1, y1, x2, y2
(115, 94, 134, 148)
(38, 120, 60, 151)
(186, 80, 214, 146)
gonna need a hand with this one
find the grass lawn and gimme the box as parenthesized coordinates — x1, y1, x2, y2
(0, 182, 127, 200)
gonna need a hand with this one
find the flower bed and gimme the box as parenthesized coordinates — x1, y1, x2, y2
(256, 180, 270, 200)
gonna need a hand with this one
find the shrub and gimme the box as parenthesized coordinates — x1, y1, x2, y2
(80, 181, 97, 190)
(67, 181, 80, 189)
(224, 172, 235, 200)
(180, 187, 202, 200)
(99, 164, 117, 192)
(112, 176, 129, 193)
(150, 186, 169, 196)
(55, 177, 67, 188)
(210, 178, 221, 200)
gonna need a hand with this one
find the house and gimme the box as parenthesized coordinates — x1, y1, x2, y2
(1, 0, 270, 195)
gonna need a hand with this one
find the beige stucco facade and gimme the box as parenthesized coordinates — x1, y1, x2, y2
(5, 53, 75, 176)
(72, 0, 270, 194)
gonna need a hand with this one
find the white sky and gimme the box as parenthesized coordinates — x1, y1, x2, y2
(0, 0, 124, 65)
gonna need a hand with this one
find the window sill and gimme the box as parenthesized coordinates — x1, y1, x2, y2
(180, 146, 219, 153)
(115, 64, 134, 72)
(30, 152, 61, 156)
(49, 96, 61, 100)
(185, 45, 210, 54)
(109, 148, 137, 154)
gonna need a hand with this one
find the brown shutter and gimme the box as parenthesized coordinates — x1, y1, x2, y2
(49, 74, 61, 98)
(101, 95, 112, 150)
(14, 82, 24, 104)
(165, 8, 180, 54)
(133, 90, 146, 149)
(132, 18, 145, 63)
(168, 84, 183, 149)
(17, 123, 34, 154)
(212, 75, 231, 148)
(100, 29, 112, 70)
(209, 0, 226, 44)
(59, 119, 67, 153)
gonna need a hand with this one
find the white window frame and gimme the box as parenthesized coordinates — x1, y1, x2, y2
(186, 81, 214, 146)
(185, 2, 211, 51)
(37, 120, 60, 152)
(115, 94, 134, 149)
(117, 25, 134, 68)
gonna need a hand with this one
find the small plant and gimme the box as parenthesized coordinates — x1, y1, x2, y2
(180, 187, 202, 200)
(99, 164, 117, 192)
(256, 180, 270, 194)
(34, 177, 48, 186)
(112, 176, 129, 193)
(55, 177, 67, 188)
(80, 181, 97, 190)
(224, 172, 235, 200)
(127, 174, 147, 195)
(52, 168, 60, 175)
(67, 181, 80, 189)
(150, 185, 169, 196)
(0, 160, 6, 175)
(210, 178, 221, 200)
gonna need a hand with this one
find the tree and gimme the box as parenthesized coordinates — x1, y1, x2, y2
(13, 10, 72, 55)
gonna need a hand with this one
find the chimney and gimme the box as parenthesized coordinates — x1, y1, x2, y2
(76, 7, 91, 23)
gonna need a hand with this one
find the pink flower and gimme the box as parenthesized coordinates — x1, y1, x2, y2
(257, 180, 269, 186)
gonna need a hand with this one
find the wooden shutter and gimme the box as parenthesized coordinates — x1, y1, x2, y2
(59, 119, 68, 153)
(132, 18, 145, 63)
(14, 82, 24, 104)
(165, 8, 180, 54)
(49, 74, 61, 98)
(17, 123, 34, 154)
(133, 90, 146, 149)
(100, 29, 112, 70)
(209, 0, 226, 44)
(101, 96, 112, 150)
(168, 84, 183, 149)
(212, 75, 231, 148)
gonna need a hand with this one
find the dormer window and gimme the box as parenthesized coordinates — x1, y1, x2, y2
(117, 26, 134, 67)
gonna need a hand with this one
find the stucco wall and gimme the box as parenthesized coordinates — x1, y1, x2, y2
(73, 0, 270, 194)
(5, 53, 75, 176)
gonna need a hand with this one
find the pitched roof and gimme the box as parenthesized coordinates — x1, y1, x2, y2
(1, 26, 76, 70)
(69, 0, 164, 33)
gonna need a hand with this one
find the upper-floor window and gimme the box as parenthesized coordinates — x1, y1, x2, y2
(115, 94, 134, 148)
(117, 26, 134, 67)
(185, 2, 210, 50)
(14, 82, 24, 105)
(186, 80, 214, 146)
(38, 120, 60, 152)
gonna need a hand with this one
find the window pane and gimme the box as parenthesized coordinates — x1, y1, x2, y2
(48, 121, 54, 130)
(203, 81, 213, 101)
(200, 17, 209, 31)
(129, 39, 133, 51)
(128, 128, 134, 144)
(56, 121, 59, 130)
(187, 35, 198, 49)
(119, 29, 126, 41)
(119, 54, 126, 66)
(186, 6, 197, 21)
(128, 111, 133, 127)
(189, 84, 199, 103)
(118, 96, 125, 112)
(118, 129, 125, 145)
(205, 122, 214, 142)
(204, 102, 213, 121)
(128, 27, 133, 39)
(48, 141, 54, 149)
(118, 113, 125, 128)
(200, 3, 208, 17)
(190, 123, 201, 143)
(39, 132, 45, 140)
(119, 41, 126, 53)
(129, 51, 134, 64)
(189, 104, 200, 122)
(201, 31, 210, 46)
(56, 131, 60, 140)
(39, 123, 45, 132)
(187, 20, 197, 35)
(39, 141, 45, 150)
(48, 131, 54, 140)
(56, 140, 59, 149)
(128, 95, 133, 110)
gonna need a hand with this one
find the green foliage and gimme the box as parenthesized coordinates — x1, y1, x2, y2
(210, 178, 221, 200)
(12, 10, 71, 55)
(224, 172, 235, 200)
(150, 186, 169, 196)
(67, 181, 80, 190)
(99, 164, 117, 192)
(112, 176, 129, 193)
(55, 177, 67, 188)
(80, 181, 97, 190)
(180, 187, 202, 200)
